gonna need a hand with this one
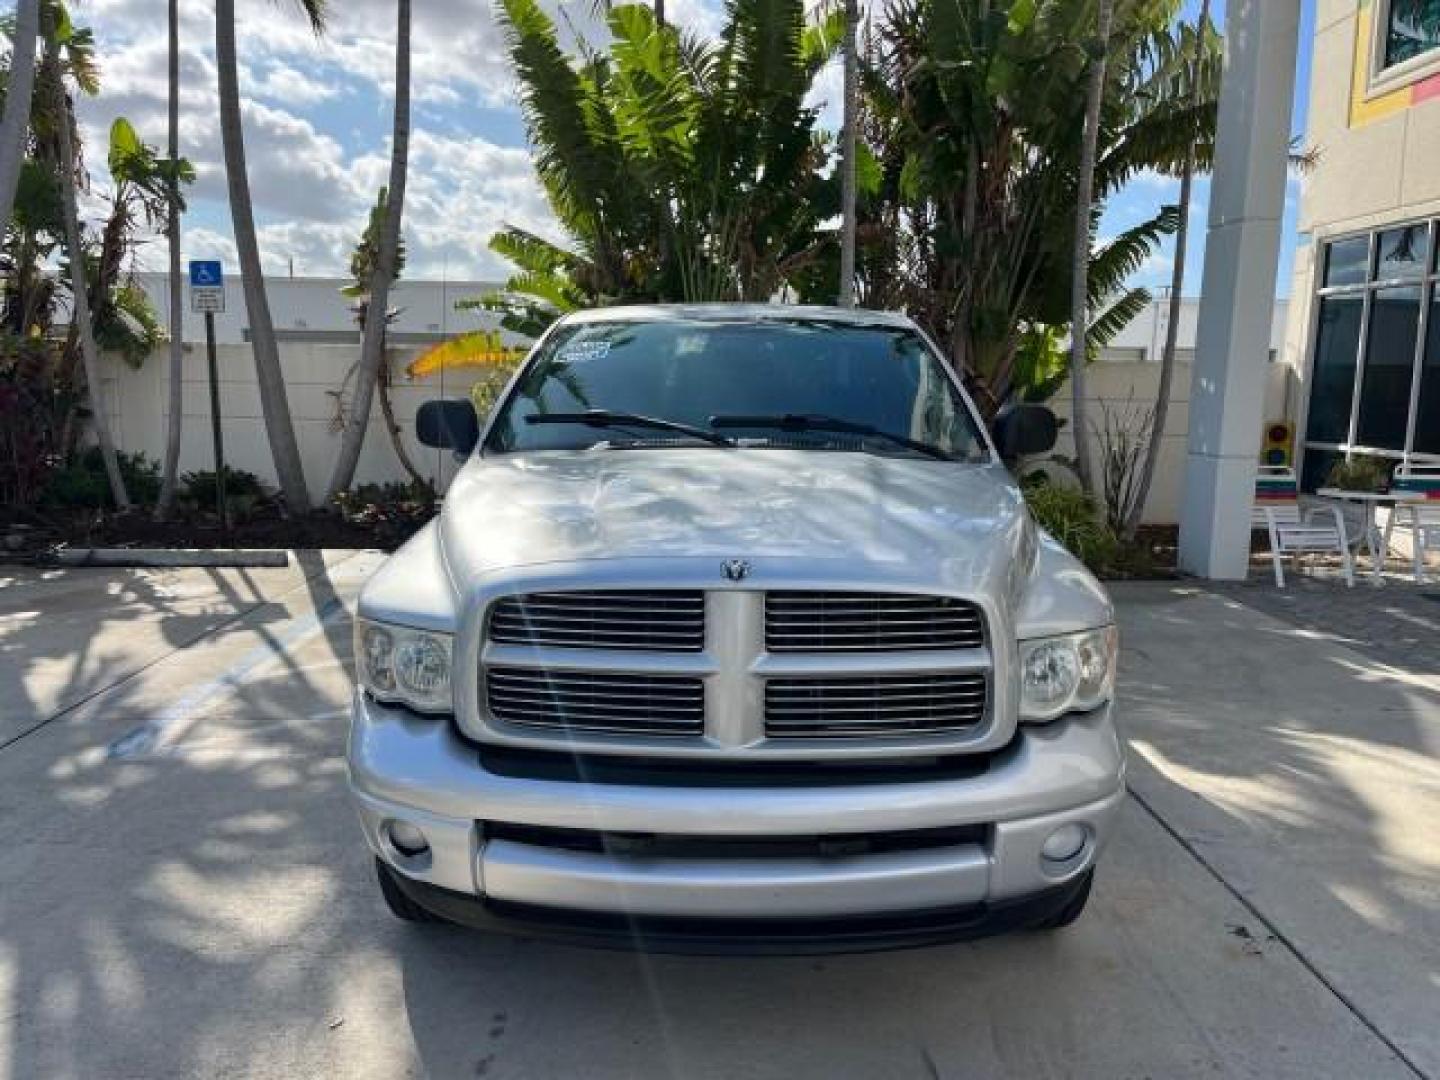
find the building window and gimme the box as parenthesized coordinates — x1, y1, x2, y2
(1384, 0, 1440, 70)
(1303, 220, 1440, 475)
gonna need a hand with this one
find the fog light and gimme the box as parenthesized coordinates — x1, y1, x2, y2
(1041, 823, 1088, 864)
(386, 820, 429, 858)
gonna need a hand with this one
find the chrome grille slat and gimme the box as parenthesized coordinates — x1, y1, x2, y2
(486, 666, 703, 736)
(489, 590, 705, 651)
(764, 673, 987, 738)
(765, 591, 984, 652)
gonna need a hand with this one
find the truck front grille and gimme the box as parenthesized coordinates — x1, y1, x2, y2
(485, 666, 705, 736)
(488, 590, 705, 652)
(764, 672, 988, 738)
(765, 592, 984, 652)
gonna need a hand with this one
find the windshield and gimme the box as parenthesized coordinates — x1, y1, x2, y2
(484, 317, 989, 462)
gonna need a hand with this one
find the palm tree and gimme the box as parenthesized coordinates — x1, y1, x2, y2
(1068, 0, 1115, 497)
(1124, 0, 1211, 539)
(0, 0, 40, 232)
(214, 0, 326, 513)
(492, 0, 843, 316)
(864, 1, 1218, 416)
(836, 0, 857, 306)
(326, 0, 409, 500)
(40, 1, 128, 507)
(155, 0, 183, 517)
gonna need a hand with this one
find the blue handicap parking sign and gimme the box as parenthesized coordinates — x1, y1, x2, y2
(189, 260, 224, 287)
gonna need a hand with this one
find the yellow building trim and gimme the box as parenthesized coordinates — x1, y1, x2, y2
(1350, 5, 1413, 127)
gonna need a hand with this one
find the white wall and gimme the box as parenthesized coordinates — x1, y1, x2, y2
(1048, 359, 1297, 525)
(98, 342, 478, 497)
(97, 324, 1300, 524)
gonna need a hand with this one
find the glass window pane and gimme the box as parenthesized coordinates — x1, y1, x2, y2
(1356, 286, 1422, 450)
(1415, 289, 1440, 454)
(1375, 224, 1429, 280)
(1323, 236, 1370, 287)
(1385, 0, 1440, 68)
(1306, 295, 1365, 443)
(486, 319, 987, 460)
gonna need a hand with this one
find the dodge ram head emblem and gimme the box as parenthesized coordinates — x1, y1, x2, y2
(721, 559, 752, 582)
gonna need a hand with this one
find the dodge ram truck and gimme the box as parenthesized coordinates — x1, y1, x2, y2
(347, 304, 1124, 952)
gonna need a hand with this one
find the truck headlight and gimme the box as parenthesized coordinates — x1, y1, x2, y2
(355, 618, 453, 713)
(1019, 626, 1117, 722)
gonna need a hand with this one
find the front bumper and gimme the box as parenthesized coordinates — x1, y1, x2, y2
(348, 691, 1125, 945)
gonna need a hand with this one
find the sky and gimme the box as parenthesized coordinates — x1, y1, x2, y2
(71, 0, 1317, 298)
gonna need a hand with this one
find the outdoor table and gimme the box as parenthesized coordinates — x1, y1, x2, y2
(1315, 487, 1426, 582)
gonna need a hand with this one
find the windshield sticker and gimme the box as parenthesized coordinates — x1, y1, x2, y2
(559, 340, 611, 364)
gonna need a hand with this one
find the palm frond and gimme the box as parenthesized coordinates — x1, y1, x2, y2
(406, 330, 528, 379)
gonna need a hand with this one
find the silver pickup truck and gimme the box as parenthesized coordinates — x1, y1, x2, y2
(347, 304, 1124, 952)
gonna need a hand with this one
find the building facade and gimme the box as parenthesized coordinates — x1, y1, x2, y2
(1286, 0, 1440, 487)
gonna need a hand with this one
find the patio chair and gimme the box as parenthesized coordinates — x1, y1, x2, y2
(1385, 463, 1440, 582)
(1252, 466, 1354, 587)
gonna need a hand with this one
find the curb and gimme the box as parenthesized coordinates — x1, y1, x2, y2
(50, 548, 292, 569)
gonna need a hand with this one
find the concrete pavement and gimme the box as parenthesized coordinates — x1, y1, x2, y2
(0, 560, 1431, 1078)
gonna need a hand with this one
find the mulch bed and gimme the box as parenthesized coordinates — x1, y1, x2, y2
(0, 504, 432, 561)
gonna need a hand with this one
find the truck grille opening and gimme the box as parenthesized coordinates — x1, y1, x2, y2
(765, 592, 984, 652)
(483, 821, 990, 859)
(488, 590, 705, 652)
(485, 667, 705, 736)
(764, 672, 988, 737)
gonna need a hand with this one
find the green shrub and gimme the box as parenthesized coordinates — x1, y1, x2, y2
(333, 478, 436, 518)
(1022, 477, 1118, 571)
(180, 467, 270, 519)
(40, 448, 162, 508)
(1325, 454, 1391, 493)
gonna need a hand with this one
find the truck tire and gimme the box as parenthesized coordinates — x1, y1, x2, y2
(1033, 870, 1093, 930)
(376, 858, 442, 923)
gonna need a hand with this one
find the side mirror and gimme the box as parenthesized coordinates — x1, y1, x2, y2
(993, 404, 1058, 460)
(416, 399, 480, 454)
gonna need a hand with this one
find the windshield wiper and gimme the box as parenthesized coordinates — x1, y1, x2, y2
(709, 413, 954, 461)
(526, 410, 734, 447)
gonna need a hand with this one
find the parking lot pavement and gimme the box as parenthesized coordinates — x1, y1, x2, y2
(0, 559, 1427, 1079)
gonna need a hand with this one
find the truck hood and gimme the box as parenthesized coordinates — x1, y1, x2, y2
(437, 448, 1029, 585)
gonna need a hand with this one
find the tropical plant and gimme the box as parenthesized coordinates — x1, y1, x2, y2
(0, 332, 56, 505)
(93, 117, 192, 366)
(482, 0, 844, 328)
(1091, 395, 1154, 534)
(214, 0, 327, 513)
(861, 0, 1219, 415)
(39, 0, 127, 507)
(326, 0, 410, 500)
(156, 0, 183, 517)
(0, 0, 40, 235)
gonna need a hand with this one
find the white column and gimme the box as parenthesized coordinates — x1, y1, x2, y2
(1178, 0, 1302, 579)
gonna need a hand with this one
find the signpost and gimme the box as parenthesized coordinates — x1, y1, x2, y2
(189, 261, 229, 543)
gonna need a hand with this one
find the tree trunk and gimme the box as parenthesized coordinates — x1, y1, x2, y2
(1123, 0, 1210, 541)
(836, 0, 858, 306)
(155, 0, 184, 518)
(0, 0, 39, 235)
(325, 0, 410, 501)
(378, 355, 425, 487)
(1067, 0, 1113, 497)
(215, 0, 310, 512)
(654, 0, 664, 26)
(44, 35, 129, 508)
